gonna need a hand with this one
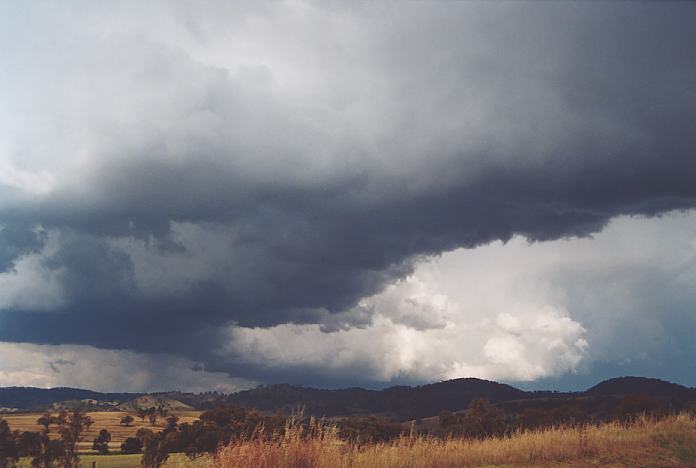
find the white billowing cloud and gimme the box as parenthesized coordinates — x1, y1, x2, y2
(223, 211, 696, 385)
(224, 280, 588, 383)
(415, 211, 696, 381)
(0, 342, 253, 393)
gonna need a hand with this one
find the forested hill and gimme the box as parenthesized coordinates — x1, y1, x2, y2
(1, 377, 694, 419)
(586, 376, 696, 399)
(225, 378, 527, 420)
(224, 377, 696, 420)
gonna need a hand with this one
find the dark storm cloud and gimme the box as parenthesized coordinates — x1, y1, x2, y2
(1, 2, 696, 383)
(0, 223, 45, 272)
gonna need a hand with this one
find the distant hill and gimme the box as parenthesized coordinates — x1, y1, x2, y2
(586, 376, 695, 399)
(227, 378, 527, 420)
(0, 387, 141, 412)
(1, 376, 694, 419)
(118, 395, 194, 412)
(225, 376, 696, 421)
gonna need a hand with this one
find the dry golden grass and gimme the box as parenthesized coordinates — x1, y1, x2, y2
(214, 414, 696, 468)
(3, 410, 200, 454)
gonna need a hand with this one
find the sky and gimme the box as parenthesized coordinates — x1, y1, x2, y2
(1, 1, 696, 393)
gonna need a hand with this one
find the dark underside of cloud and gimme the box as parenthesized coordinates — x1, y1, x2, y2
(0, 2, 695, 385)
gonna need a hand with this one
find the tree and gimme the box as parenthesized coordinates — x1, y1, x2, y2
(439, 398, 505, 439)
(617, 394, 663, 420)
(337, 415, 403, 443)
(92, 429, 111, 455)
(56, 408, 94, 468)
(515, 407, 547, 430)
(157, 406, 169, 418)
(687, 399, 696, 416)
(147, 407, 158, 426)
(177, 422, 222, 460)
(438, 410, 461, 435)
(15, 431, 39, 460)
(136, 428, 153, 443)
(178, 405, 287, 460)
(136, 408, 148, 422)
(121, 437, 143, 454)
(29, 413, 63, 468)
(515, 403, 588, 430)
(22, 431, 62, 468)
(140, 430, 178, 468)
(0, 419, 19, 468)
(120, 415, 134, 427)
(461, 398, 506, 439)
(163, 416, 179, 434)
(35, 414, 57, 432)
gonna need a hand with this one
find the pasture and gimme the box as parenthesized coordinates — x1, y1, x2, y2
(3, 410, 201, 454)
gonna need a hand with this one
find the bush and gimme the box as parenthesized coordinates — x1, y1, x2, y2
(121, 437, 143, 454)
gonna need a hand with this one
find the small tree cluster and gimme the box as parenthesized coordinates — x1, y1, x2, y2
(137, 406, 168, 426)
(439, 398, 505, 439)
(337, 415, 404, 444)
(616, 394, 664, 421)
(120, 415, 134, 427)
(92, 429, 111, 455)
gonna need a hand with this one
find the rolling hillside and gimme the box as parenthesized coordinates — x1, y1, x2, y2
(226, 378, 526, 420)
(118, 395, 194, 412)
(0, 387, 141, 412)
(1, 376, 694, 421)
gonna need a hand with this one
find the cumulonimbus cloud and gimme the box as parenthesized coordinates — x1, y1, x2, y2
(0, 1, 695, 386)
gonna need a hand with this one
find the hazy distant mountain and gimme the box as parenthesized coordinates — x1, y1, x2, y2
(0, 387, 142, 411)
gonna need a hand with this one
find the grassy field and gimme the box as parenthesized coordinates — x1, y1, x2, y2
(213, 414, 696, 467)
(3, 410, 201, 454)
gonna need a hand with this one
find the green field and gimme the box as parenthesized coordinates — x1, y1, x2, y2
(17, 453, 211, 468)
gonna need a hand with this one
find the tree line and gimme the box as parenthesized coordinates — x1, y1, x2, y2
(436, 393, 694, 438)
(0, 405, 404, 468)
(0, 408, 93, 468)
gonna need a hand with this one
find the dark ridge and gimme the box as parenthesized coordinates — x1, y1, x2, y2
(226, 378, 528, 420)
(1, 376, 694, 419)
(585, 376, 694, 398)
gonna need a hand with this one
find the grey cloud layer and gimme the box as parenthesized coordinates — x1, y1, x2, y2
(1, 2, 695, 384)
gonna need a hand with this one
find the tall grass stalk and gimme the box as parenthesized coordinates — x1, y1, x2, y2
(214, 413, 696, 467)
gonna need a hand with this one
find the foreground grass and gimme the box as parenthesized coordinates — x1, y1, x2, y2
(214, 414, 696, 467)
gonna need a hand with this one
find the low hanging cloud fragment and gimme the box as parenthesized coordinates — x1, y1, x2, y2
(0, 342, 252, 393)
